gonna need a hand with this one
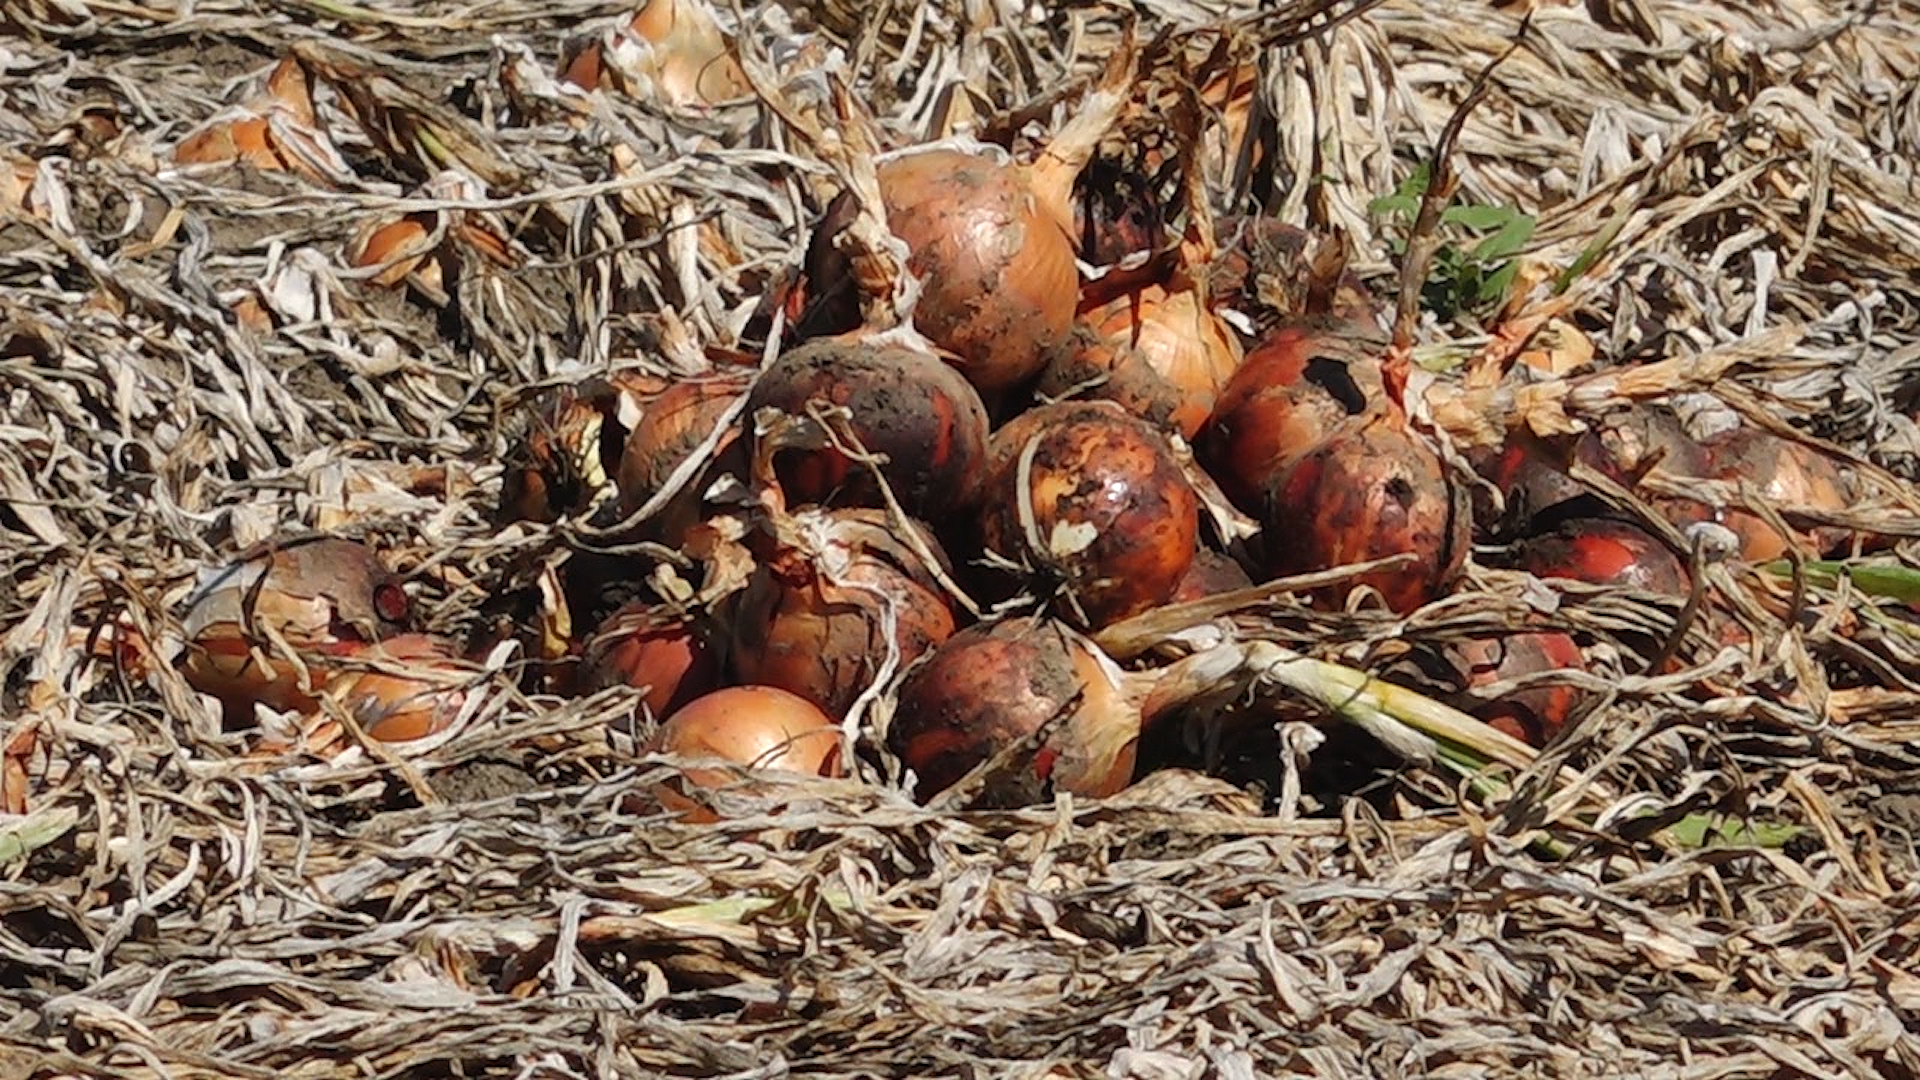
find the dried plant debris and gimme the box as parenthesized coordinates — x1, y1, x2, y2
(3, 0, 1920, 1077)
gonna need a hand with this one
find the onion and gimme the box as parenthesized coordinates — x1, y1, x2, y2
(977, 400, 1200, 627)
(319, 633, 472, 746)
(1197, 323, 1390, 514)
(800, 49, 1135, 395)
(730, 508, 956, 718)
(1039, 256, 1244, 439)
(746, 335, 989, 520)
(581, 598, 720, 721)
(1698, 427, 1854, 561)
(647, 685, 844, 822)
(180, 537, 411, 719)
(1452, 631, 1585, 747)
(888, 616, 1139, 804)
(1473, 405, 1714, 538)
(1265, 414, 1470, 613)
(1511, 517, 1689, 594)
(1171, 547, 1254, 604)
(614, 371, 750, 544)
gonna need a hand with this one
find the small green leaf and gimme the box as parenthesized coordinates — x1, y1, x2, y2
(1470, 213, 1537, 262)
(1479, 260, 1521, 306)
(1442, 203, 1520, 232)
(1555, 212, 1627, 294)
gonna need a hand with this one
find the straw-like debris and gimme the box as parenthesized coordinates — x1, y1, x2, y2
(3, 0, 1919, 1076)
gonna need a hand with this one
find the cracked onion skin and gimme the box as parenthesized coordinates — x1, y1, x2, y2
(977, 400, 1200, 628)
(729, 511, 957, 719)
(746, 337, 990, 519)
(1197, 323, 1389, 514)
(888, 616, 1135, 806)
(181, 537, 412, 719)
(647, 685, 844, 822)
(802, 148, 1082, 396)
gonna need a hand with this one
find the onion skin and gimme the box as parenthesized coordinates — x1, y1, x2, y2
(324, 634, 471, 744)
(1454, 631, 1585, 748)
(1473, 406, 1714, 539)
(582, 599, 720, 720)
(730, 510, 956, 718)
(978, 401, 1200, 627)
(180, 537, 411, 719)
(746, 337, 990, 519)
(1040, 280, 1244, 440)
(803, 148, 1082, 395)
(1512, 518, 1689, 594)
(614, 372, 749, 544)
(647, 685, 844, 822)
(889, 617, 1135, 805)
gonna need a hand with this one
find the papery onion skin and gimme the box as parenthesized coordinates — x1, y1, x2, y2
(1197, 323, 1389, 515)
(1699, 427, 1855, 561)
(1040, 282, 1244, 440)
(180, 537, 411, 719)
(1169, 547, 1254, 604)
(647, 685, 844, 822)
(1511, 517, 1689, 594)
(325, 633, 471, 744)
(1263, 417, 1469, 614)
(747, 337, 990, 519)
(582, 599, 721, 721)
(978, 401, 1200, 627)
(888, 617, 1135, 805)
(729, 521, 957, 719)
(614, 372, 749, 544)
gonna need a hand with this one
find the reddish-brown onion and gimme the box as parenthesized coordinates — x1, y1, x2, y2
(323, 633, 472, 744)
(889, 617, 1137, 805)
(1511, 518, 1689, 594)
(1170, 548, 1255, 604)
(1453, 631, 1585, 748)
(1197, 323, 1390, 514)
(181, 537, 412, 719)
(647, 685, 844, 822)
(977, 401, 1200, 627)
(581, 598, 721, 720)
(746, 336, 990, 519)
(729, 509, 956, 718)
(615, 372, 749, 544)
(1698, 427, 1854, 561)
(1254, 414, 1468, 614)
(1040, 275, 1244, 440)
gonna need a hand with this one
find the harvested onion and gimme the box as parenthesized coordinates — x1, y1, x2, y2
(581, 598, 720, 720)
(615, 371, 750, 544)
(559, 0, 748, 108)
(1452, 631, 1585, 748)
(319, 633, 472, 745)
(1698, 427, 1855, 561)
(1511, 517, 1688, 594)
(730, 508, 956, 718)
(647, 685, 844, 822)
(888, 616, 1138, 804)
(180, 537, 411, 719)
(746, 335, 990, 520)
(801, 47, 1135, 396)
(977, 400, 1200, 627)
